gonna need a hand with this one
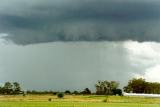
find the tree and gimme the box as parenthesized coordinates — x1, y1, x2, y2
(73, 91, 79, 95)
(110, 81, 119, 90)
(95, 80, 104, 95)
(3, 82, 13, 94)
(82, 88, 91, 95)
(124, 78, 146, 93)
(0, 82, 23, 95)
(65, 90, 71, 94)
(57, 93, 64, 98)
(13, 82, 21, 94)
(123, 86, 132, 93)
(112, 89, 122, 96)
(0, 86, 3, 94)
(95, 80, 119, 95)
(123, 78, 160, 94)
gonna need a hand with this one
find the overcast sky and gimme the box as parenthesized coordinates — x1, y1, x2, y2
(0, 0, 160, 91)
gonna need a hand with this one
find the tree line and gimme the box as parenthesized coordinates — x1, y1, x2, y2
(27, 88, 91, 95)
(0, 82, 22, 95)
(1, 78, 160, 95)
(95, 78, 160, 95)
(124, 78, 160, 94)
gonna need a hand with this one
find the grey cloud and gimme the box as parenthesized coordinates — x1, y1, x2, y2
(1, 0, 160, 44)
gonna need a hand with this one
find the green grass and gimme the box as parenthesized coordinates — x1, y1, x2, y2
(0, 102, 160, 107)
(0, 95, 160, 107)
(0, 101, 159, 107)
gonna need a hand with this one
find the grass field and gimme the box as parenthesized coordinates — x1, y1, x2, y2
(0, 95, 160, 107)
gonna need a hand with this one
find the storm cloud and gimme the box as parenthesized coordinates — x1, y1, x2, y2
(1, 0, 160, 90)
(0, 0, 160, 44)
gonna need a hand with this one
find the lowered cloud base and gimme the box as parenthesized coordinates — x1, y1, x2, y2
(0, 0, 160, 44)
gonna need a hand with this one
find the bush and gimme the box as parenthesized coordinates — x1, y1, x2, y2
(65, 90, 71, 94)
(53, 92, 58, 95)
(112, 89, 122, 96)
(82, 88, 91, 95)
(73, 91, 79, 95)
(48, 98, 52, 102)
(57, 93, 64, 98)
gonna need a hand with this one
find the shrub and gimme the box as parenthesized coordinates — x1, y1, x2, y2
(53, 92, 58, 95)
(65, 90, 71, 94)
(57, 93, 64, 98)
(73, 91, 79, 95)
(48, 98, 52, 102)
(112, 89, 122, 96)
(82, 88, 91, 95)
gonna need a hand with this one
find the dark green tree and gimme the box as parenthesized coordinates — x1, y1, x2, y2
(57, 93, 64, 98)
(124, 78, 146, 93)
(3, 82, 13, 94)
(82, 88, 91, 95)
(13, 82, 21, 94)
(65, 90, 71, 94)
(112, 89, 122, 96)
(123, 78, 160, 94)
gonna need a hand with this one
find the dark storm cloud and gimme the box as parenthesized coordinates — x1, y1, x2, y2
(1, 0, 160, 44)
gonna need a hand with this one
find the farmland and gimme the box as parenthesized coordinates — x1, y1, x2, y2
(0, 95, 160, 107)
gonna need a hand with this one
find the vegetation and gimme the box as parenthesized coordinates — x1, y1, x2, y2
(95, 80, 121, 95)
(124, 78, 160, 94)
(48, 98, 52, 102)
(112, 89, 122, 96)
(27, 90, 54, 95)
(0, 82, 22, 95)
(57, 93, 64, 98)
(0, 95, 159, 107)
(65, 90, 71, 94)
(0, 101, 158, 107)
(0, 78, 160, 107)
(82, 88, 92, 95)
(1, 78, 160, 97)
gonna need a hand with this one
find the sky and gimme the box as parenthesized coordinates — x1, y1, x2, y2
(0, 0, 160, 91)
